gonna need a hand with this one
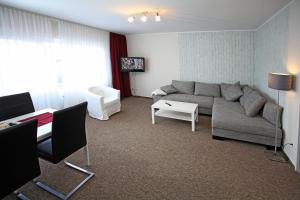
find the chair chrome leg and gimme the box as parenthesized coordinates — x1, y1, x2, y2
(35, 162, 94, 200)
(14, 191, 31, 200)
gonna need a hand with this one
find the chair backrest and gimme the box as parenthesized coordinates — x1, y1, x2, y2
(0, 120, 40, 199)
(51, 102, 88, 163)
(0, 92, 35, 121)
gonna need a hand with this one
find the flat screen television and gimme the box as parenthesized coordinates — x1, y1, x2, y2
(120, 57, 145, 72)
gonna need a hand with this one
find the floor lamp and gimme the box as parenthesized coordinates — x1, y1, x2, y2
(268, 72, 292, 162)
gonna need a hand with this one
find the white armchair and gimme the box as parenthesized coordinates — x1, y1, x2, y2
(86, 86, 121, 120)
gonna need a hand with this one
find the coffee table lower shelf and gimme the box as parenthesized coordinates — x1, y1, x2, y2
(154, 110, 193, 121)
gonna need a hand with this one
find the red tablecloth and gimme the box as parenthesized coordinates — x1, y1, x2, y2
(18, 112, 53, 127)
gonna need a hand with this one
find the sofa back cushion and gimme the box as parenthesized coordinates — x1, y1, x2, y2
(220, 81, 240, 97)
(172, 80, 195, 95)
(194, 82, 220, 97)
(262, 102, 283, 127)
(222, 84, 243, 101)
(243, 90, 266, 117)
(240, 86, 254, 107)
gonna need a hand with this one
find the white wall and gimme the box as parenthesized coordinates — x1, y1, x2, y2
(127, 31, 255, 97)
(126, 33, 180, 97)
(254, 0, 300, 168)
(286, 0, 300, 170)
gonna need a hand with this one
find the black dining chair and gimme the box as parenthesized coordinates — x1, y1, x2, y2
(35, 102, 94, 200)
(0, 120, 40, 200)
(0, 92, 35, 121)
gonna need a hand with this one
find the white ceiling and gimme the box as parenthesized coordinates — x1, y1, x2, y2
(0, 0, 292, 34)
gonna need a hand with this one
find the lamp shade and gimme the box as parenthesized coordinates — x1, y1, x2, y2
(268, 73, 292, 91)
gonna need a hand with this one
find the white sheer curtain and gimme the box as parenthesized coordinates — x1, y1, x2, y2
(0, 5, 112, 109)
(0, 6, 62, 110)
(58, 21, 112, 107)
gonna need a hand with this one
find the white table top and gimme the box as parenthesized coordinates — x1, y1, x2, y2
(0, 108, 56, 142)
(151, 100, 198, 113)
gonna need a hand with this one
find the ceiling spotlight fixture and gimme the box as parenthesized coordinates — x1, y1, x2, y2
(128, 11, 161, 23)
(140, 14, 147, 22)
(155, 13, 161, 22)
(128, 16, 135, 23)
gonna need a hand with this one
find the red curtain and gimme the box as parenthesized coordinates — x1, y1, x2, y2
(109, 32, 132, 98)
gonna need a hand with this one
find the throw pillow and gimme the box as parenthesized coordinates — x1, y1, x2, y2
(220, 81, 240, 97)
(172, 80, 195, 95)
(239, 86, 254, 107)
(222, 84, 243, 101)
(152, 89, 167, 96)
(160, 85, 177, 94)
(262, 102, 283, 127)
(194, 82, 220, 97)
(243, 90, 266, 117)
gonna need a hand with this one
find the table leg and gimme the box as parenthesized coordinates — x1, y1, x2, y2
(192, 112, 195, 132)
(196, 107, 199, 122)
(84, 145, 91, 166)
(152, 107, 155, 124)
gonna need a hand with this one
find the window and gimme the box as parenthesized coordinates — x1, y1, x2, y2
(0, 6, 111, 109)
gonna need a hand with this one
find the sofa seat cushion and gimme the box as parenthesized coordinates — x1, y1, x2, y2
(160, 94, 213, 109)
(212, 98, 281, 138)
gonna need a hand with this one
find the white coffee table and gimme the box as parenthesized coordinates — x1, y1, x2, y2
(151, 100, 198, 131)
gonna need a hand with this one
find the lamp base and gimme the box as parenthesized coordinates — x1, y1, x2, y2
(265, 151, 288, 163)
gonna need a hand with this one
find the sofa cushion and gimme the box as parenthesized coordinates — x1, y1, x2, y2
(243, 90, 266, 117)
(240, 86, 254, 107)
(194, 82, 220, 97)
(262, 102, 283, 127)
(212, 98, 281, 138)
(220, 81, 240, 97)
(222, 84, 243, 101)
(160, 85, 177, 94)
(172, 80, 195, 95)
(160, 93, 213, 109)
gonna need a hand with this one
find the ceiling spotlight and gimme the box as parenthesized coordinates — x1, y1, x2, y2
(141, 15, 147, 22)
(155, 13, 161, 22)
(128, 16, 135, 23)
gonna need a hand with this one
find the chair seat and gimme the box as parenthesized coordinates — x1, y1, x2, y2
(37, 138, 53, 161)
(103, 96, 120, 108)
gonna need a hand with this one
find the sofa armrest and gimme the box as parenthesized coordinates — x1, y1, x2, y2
(86, 91, 105, 111)
(152, 94, 164, 103)
(151, 89, 167, 97)
(95, 86, 119, 101)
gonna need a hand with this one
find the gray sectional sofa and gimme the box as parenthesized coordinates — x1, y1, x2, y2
(153, 80, 283, 148)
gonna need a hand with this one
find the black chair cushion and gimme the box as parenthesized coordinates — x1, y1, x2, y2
(37, 138, 53, 162)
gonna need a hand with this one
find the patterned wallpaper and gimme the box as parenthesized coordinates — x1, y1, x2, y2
(254, 9, 289, 100)
(178, 31, 254, 85)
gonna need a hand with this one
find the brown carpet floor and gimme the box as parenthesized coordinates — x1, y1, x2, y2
(5, 97, 300, 200)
